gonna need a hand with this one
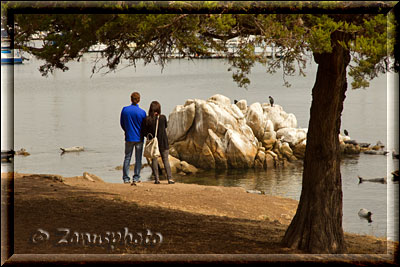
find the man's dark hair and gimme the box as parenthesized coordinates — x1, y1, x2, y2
(131, 92, 140, 104)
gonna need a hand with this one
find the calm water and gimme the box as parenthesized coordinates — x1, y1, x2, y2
(2, 54, 398, 241)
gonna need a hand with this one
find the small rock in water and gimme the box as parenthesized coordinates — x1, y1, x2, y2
(358, 143, 370, 148)
(344, 140, 358, 145)
(15, 148, 30, 156)
(246, 189, 265, 195)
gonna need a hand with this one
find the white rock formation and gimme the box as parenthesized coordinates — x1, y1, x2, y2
(168, 94, 259, 169)
(262, 104, 297, 131)
(166, 94, 358, 169)
(276, 128, 307, 146)
(167, 102, 196, 144)
(235, 99, 248, 114)
(246, 102, 267, 141)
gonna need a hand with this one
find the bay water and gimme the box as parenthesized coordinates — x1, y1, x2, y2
(3, 53, 398, 241)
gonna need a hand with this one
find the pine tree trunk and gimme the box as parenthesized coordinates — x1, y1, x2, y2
(281, 31, 351, 253)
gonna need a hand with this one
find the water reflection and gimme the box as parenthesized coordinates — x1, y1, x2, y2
(174, 162, 304, 200)
(170, 155, 398, 241)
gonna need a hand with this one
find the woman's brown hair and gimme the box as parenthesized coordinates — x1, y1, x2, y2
(148, 101, 161, 118)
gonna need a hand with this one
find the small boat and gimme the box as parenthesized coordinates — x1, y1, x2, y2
(1, 47, 23, 64)
(1, 28, 23, 65)
(60, 146, 84, 153)
(88, 43, 107, 52)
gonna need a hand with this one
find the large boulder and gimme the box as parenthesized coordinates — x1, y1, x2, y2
(235, 99, 248, 114)
(254, 149, 266, 169)
(262, 104, 297, 131)
(167, 102, 196, 144)
(208, 94, 232, 107)
(292, 140, 307, 159)
(276, 128, 307, 146)
(280, 113, 298, 130)
(246, 102, 267, 141)
(206, 129, 228, 169)
(167, 94, 306, 170)
(280, 142, 297, 162)
(225, 129, 258, 168)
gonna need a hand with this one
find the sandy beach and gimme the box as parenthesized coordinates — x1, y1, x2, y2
(1, 172, 398, 263)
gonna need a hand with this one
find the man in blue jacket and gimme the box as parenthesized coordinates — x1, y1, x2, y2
(120, 92, 147, 185)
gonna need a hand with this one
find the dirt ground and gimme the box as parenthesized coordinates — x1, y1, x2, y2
(1, 172, 398, 264)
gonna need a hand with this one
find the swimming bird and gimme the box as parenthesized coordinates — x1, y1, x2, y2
(269, 96, 274, 107)
(358, 175, 387, 184)
(358, 142, 371, 148)
(363, 150, 389, 155)
(246, 189, 265, 195)
(60, 146, 84, 153)
(344, 129, 349, 136)
(358, 208, 373, 222)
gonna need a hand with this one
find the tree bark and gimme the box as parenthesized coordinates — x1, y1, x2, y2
(282, 31, 351, 253)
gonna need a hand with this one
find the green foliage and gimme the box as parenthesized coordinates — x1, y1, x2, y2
(348, 13, 396, 89)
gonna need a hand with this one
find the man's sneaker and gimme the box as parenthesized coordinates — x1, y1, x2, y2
(168, 180, 175, 184)
(154, 180, 160, 184)
(124, 180, 130, 184)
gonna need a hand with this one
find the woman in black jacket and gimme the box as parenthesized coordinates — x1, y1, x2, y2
(142, 101, 175, 184)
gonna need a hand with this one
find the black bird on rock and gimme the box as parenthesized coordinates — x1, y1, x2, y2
(344, 129, 349, 136)
(269, 96, 274, 107)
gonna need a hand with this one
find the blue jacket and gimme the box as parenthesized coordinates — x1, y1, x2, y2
(120, 104, 147, 142)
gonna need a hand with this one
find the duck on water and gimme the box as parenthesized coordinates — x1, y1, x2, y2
(60, 146, 84, 153)
(358, 175, 387, 184)
(358, 208, 373, 223)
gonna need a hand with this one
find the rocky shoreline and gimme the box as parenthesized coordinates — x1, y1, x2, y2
(8, 94, 391, 172)
(165, 94, 389, 171)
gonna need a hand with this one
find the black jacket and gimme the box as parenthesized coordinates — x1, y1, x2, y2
(141, 115, 169, 151)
